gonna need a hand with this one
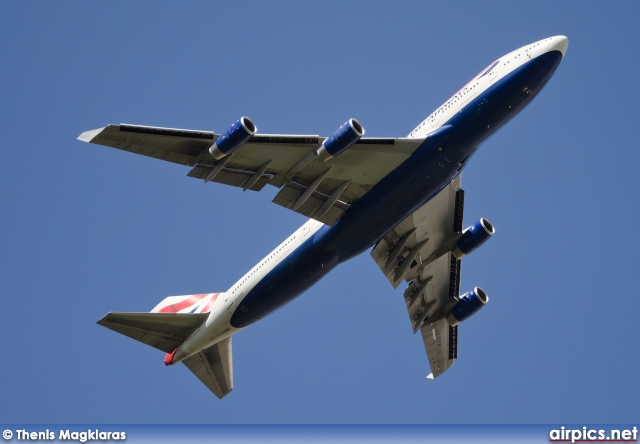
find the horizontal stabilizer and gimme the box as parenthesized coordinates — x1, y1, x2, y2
(182, 337, 233, 399)
(97, 312, 208, 354)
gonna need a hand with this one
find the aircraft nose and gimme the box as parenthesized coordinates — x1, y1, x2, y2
(549, 35, 569, 57)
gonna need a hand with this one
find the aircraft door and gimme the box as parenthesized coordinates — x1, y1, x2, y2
(227, 292, 242, 312)
(488, 64, 501, 83)
(428, 113, 439, 129)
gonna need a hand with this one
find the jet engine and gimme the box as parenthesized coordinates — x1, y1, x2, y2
(446, 287, 488, 326)
(452, 218, 495, 259)
(209, 116, 257, 160)
(317, 118, 364, 161)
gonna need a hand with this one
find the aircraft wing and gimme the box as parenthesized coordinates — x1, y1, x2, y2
(182, 337, 233, 399)
(370, 175, 465, 378)
(78, 124, 425, 225)
(421, 318, 457, 379)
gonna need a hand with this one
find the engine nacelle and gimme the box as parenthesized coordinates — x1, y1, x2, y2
(317, 118, 364, 161)
(446, 287, 489, 326)
(452, 218, 495, 259)
(209, 116, 257, 160)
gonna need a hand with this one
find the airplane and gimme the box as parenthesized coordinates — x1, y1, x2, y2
(78, 35, 568, 399)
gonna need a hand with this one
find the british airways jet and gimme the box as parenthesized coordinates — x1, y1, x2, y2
(79, 36, 568, 398)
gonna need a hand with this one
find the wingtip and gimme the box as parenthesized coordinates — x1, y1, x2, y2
(426, 373, 434, 379)
(77, 127, 105, 143)
(96, 312, 111, 326)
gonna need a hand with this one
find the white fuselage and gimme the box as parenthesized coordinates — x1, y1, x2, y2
(171, 219, 324, 363)
(409, 36, 568, 139)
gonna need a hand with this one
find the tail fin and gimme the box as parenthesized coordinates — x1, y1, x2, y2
(151, 292, 223, 314)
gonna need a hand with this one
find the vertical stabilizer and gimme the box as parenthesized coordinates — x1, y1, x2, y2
(151, 292, 223, 314)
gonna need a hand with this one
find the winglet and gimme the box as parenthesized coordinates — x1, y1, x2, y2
(77, 127, 105, 143)
(426, 373, 434, 379)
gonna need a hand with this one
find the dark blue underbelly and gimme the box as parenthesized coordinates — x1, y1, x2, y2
(230, 50, 563, 329)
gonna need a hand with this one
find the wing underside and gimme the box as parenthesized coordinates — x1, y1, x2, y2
(371, 175, 465, 378)
(79, 124, 425, 225)
(421, 318, 457, 379)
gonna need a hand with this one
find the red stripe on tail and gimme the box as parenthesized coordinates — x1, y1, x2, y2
(158, 294, 208, 313)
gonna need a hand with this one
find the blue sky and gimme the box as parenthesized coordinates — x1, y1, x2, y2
(1, 1, 639, 424)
